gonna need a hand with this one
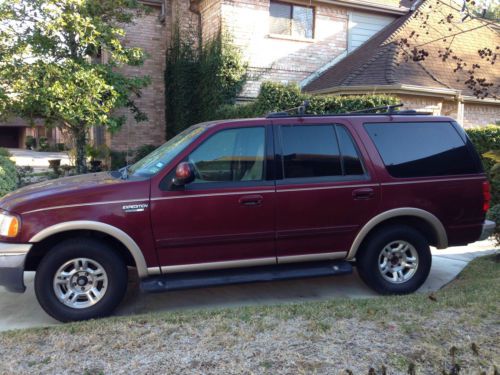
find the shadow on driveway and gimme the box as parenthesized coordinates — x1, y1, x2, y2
(0, 241, 497, 332)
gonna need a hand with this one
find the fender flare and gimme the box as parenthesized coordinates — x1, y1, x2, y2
(347, 208, 448, 260)
(29, 221, 149, 278)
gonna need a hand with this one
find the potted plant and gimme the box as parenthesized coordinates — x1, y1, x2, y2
(25, 136, 36, 150)
(86, 144, 110, 172)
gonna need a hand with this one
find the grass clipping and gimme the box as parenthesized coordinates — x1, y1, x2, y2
(0, 254, 499, 374)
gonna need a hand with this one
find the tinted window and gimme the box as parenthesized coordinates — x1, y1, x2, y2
(364, 122, 478, 178)
(188, 127, 265, 183)
(337, 126, 364, 175)
(281, 125, 342, 178)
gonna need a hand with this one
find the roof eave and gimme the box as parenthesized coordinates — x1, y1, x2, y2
(308, 84, 500, 105)
(309, 84, 459, 98)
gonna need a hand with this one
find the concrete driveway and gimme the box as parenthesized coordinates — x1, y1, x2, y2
(0, 240, 497, 332)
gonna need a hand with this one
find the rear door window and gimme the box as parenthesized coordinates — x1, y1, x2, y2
(281, 125, 341, 179)
(279, 124, 365, 180)
(364, 122, 478, 178)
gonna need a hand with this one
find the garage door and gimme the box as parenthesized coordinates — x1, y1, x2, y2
(348, 12, 396, 52)
(0, 127, 20, 148)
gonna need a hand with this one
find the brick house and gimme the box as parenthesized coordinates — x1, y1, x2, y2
(303, 0, 500, 128)
(0, 0, 498, 151)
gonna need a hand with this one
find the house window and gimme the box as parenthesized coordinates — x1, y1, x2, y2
(269, 1, 314, 39)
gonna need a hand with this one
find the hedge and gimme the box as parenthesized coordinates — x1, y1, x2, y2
(0, 148, 18, 197)
(215, 82, 400, 119)
(466, 125, 500, 205)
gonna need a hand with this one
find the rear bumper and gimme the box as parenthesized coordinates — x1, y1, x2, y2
(479, 220, 496, 241)
(0, 242, 32, 293)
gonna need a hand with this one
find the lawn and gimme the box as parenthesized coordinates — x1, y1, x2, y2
(0, 254, 498, 374)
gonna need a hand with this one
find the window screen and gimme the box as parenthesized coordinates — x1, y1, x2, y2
(281, 125, 342, 178)
(364, 122, 478, 178)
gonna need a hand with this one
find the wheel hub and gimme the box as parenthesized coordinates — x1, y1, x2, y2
(53, 258, 108, 309)
(378, 240, 419, 284)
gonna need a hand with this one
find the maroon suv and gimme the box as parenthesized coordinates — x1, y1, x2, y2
(0, 112, 494, 322)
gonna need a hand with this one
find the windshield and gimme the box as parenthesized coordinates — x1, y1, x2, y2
(128, 126, 206, 177)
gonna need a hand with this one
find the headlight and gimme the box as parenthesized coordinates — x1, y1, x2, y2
(0, 211, 20, 238)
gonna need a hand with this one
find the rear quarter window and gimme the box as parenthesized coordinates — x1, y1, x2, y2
(364, 122, 479, 178)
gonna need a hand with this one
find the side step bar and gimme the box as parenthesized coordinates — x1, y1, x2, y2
(141, 260, 352, 293)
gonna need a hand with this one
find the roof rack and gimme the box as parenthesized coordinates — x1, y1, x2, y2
(266, 102, 432, 118)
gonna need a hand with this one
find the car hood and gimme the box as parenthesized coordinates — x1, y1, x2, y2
(0, 172, 150, 214)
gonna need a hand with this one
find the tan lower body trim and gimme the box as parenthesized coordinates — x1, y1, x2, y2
(148, 252, 348, 275)
(149, 257, 277, 274)
(278, 251, 347, 264)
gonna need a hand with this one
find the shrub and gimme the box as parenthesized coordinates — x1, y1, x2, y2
(486, 204, 500, 245)
(39, 137, 49, 151)
(165, 26, 247, 139)
(0, 151, 18, 197)
(110, 150, 127, 170)
(133, 144, 158, 163)
(466, 125, 500, 205)
(214, 82, 400, 120)
(0, 148, 11, 157)
(16, 166, 34, 188)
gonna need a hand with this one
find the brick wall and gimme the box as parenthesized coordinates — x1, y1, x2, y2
(398, 94, 499, 127)
(463, 103, 500, 128)
(110, 4, 168, 151)
(199, 0, 221, 42)
(218, 0, 348, 98)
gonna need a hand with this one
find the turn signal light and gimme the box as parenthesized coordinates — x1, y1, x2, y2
(0, 211, 20, 238)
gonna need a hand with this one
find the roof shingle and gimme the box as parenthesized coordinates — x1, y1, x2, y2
(304, 0, 500, 98)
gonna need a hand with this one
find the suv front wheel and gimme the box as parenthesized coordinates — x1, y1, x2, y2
(34, 238, 128, 322)
(356, 225, 432, 294)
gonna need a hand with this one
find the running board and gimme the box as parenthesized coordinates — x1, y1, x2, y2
(140, 260, 352, 293)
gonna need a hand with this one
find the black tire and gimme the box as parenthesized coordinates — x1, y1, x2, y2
(356, 225, 432, 295)
(34, 238, 128, 322)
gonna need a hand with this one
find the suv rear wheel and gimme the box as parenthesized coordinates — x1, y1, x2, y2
(34, 238, 128, 322)
(356, 225, 432, 294)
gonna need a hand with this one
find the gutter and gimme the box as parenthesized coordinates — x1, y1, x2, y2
(308, 84, 500, 106)
(308, 84, 462, 99)
(316, 0, 410, 15)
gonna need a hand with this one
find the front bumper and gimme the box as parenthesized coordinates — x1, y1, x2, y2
(0, 242, 32, 293)
(479, 220, 496, 241)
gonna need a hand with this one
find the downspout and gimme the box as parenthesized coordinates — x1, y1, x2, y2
(457, 96, 465, 125)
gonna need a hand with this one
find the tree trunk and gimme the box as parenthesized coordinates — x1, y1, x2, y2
(74, 128, 87, 174)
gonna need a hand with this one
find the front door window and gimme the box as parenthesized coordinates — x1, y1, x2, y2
(188, 127, 266, 183)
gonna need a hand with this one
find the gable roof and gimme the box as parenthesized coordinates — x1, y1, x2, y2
(304, 0, 500, 99)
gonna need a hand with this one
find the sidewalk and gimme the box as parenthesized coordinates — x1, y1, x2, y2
(7, 148, 71, 172)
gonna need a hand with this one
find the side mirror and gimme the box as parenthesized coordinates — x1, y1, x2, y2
(172, 162, 195, 186)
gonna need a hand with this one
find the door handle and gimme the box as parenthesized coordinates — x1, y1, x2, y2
(352, 188, 375, 200)
(239, 194, 263, 206)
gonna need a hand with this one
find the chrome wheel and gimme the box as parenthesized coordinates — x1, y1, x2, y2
(378, 240, 419, 284)
(53, 258, 108, 309)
